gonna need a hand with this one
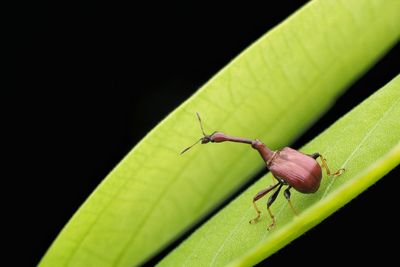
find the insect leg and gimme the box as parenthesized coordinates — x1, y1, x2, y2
(284, 186, 298, 215)
(266, 182, 283, 230)
(249, 182, 280, 224)
(309, 153, 345, 177)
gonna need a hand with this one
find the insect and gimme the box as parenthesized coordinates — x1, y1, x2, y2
(181, 113, 345, 230)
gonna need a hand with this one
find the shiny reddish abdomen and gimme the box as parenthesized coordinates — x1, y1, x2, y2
(269, 147, 322, 193)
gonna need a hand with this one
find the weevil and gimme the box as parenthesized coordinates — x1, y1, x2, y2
(181, 113, 345, 230)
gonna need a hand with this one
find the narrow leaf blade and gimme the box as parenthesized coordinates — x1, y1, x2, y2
(159, 75, 400, 266)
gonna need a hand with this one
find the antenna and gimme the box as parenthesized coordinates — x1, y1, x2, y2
(180, 138, 203, 155)
(196, 112, 206, 136)
(180, 112, 208, 155)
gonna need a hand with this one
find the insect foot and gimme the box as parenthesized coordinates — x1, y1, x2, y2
(249, 218, 259, 224)
(267, 217, 276, 231)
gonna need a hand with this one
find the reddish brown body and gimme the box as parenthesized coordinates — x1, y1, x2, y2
(181, 113, 345, 230)
(202, 133, 326, 194)
(269, 147, 322, 193)
(250, 139, 323, 194)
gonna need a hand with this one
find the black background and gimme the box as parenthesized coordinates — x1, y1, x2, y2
(13, 1, 399, 266)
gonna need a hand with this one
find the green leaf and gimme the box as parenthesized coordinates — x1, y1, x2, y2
(158, 74, 400, 267)
(40, 1, 400, 266)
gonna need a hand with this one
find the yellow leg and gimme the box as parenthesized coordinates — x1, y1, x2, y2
(310, 153, 345, 177)
(284, 186, 298, 216)
(267, 206, 276, 230)
(319, 154, 345, 177)
(249, 183, 279, 224)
